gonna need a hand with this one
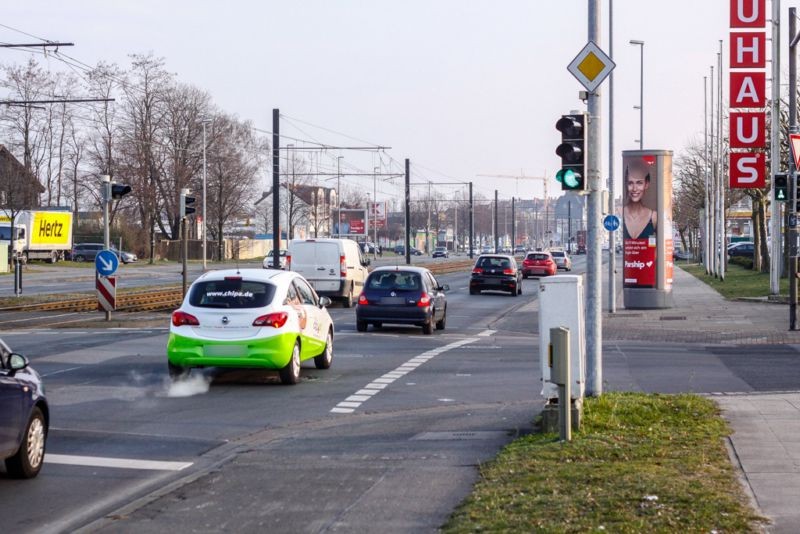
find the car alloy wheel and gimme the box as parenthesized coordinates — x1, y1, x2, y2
(5, 407, 46, 479)
(314, 330, 333, 370)
(280, 341, 301, 385)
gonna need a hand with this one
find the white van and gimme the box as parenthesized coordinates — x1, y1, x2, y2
(287, 238, 370, 307)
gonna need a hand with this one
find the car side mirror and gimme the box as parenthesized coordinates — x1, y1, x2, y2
(319, 296, 332, 308)
(363, 258, 371, 266)
(440, 284, 450, 292)
(8, 353, 29, 372)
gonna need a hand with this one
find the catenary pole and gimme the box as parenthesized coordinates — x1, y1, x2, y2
(704, 76, 711, 275)
(405, 159, 411, 265)
(469, 182, 474, 259)
(586, 0, 603, 396)
(608, 0, 616, 312)
(790, 6, 798, 329)
(494, 190, 499, 252)
(771, 3, 782, 294)
(272, 109, 280, 266)
(718, 44, 725, 281)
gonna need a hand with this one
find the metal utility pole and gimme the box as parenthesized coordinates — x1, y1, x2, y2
(405, 159, 411, 265)
(427, 181, 432, 254)
(608, 0, 617, 312)
(511, 197, 516, 251)
(704, 76, 711, 275)
(771, 1, 782, 295)
(337, 156, 343, 238)
(102, 175, 111, 321)
(202, 118, 210, 269)
(718, 43, 725, 282)
(272, 109, 280, 266)
(469, 182, 474, 259)
(586, 0, 603, 396)
(373, 166, 379, 259)
(493, 190, 499, 252)
(790, 6, 798, 329)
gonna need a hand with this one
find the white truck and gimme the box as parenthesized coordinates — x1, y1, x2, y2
(0, 210, 74, 263)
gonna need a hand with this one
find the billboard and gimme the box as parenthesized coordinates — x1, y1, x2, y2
(368, 201, 386, 229)
(333, 209, 366, 236)
(622, 150, 674, 309)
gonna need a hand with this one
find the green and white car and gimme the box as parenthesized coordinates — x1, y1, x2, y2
(167, 269, 334, 385)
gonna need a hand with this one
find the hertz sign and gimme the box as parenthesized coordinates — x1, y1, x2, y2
(30, 212, 72, 246)
(729, 0, 767, 189)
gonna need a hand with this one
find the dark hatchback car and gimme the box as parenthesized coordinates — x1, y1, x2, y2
(0, 339, 48, 478)
(470, 254, 523, 296)
(356, 266, 449, 335)
(728, 242, 755, 259)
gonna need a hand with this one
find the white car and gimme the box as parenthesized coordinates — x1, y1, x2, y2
(263, 249, 287, 270)
(167, 269, 334, 385)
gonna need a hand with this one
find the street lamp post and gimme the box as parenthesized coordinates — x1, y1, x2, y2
(202, 117, 211, 269)
(630, 40, 644, 149)
(373, 166, 379, 259)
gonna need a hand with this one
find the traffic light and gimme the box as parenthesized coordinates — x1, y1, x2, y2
(774, 173, 788, 202)
(110, 183, 132, 199)
(555, 113, 587, 191)
(180, 189, 196, 217)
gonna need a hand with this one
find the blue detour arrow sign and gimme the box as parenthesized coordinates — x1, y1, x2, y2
(95, 249, 119, 276)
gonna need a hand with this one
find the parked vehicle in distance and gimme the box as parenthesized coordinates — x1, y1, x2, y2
(480, 245, 494, 254)
(356, 266, 448, 334)
(263, 248, 287, 269)
(673, 248, 693, 261)
(432, 246, 449, 258)
(550, 249, 572, 271)
(727, 242, 755, 259)
(394, 245, 423, 256)
(167, 269, 334, 385)
(359, 242, 376, 254)
(0, 338, 48, 478)
(470, 254, 523, 296)
(70, 243, 137, 264)
(521, 251, 557, 278)
(288, 238, 369, 307)
(514, 246, 527, 255)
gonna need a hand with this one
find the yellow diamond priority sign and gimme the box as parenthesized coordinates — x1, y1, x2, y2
(567, 41, 615, 92)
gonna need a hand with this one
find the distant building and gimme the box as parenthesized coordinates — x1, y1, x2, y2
(0, 144, 44, 210)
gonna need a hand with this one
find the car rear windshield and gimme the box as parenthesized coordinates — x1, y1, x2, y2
(477, 257, 512, 269)
(367, 271, 421, 291)
(527, 253, 549, 261)
(551, 251, 565, 257)
(189, 280, 276, 309)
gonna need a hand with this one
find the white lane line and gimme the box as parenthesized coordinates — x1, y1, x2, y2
(46, 454, 192, 471)
(330, 337, 478, 414)
(477, 329, 495, 337)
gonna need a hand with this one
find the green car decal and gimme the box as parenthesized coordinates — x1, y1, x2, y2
(167, 331, 325, 370)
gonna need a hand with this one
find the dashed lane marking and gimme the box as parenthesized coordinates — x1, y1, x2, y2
(46, 453, 192, 471)
(330, 337, 478, 414)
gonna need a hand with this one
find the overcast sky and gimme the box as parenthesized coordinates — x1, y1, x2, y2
(2, 1, 745, 203)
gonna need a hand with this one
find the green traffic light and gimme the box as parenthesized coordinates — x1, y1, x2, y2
(562, 169, 580, 189)
(555, 169, 564, 183)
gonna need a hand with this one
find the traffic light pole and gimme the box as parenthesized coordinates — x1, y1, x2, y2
(585, 0, 603, 396)
(405, 159, 411, 265)
(789, 7, 798, 329)
(102, 175, 111, 322)
(494, 190, 498, 252)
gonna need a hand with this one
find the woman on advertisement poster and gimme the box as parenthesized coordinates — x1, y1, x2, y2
(623, 157, 657, 240)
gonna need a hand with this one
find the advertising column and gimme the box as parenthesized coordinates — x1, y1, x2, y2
(622, 150, 674, 309)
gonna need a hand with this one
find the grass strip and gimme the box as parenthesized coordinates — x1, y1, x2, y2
(444, 393, 766, 533)
(680, 262, 788, 299)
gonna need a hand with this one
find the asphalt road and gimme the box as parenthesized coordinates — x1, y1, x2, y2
(0, 266, 547, 533)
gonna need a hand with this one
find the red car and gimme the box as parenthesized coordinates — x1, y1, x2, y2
(522, 251, 557, 278)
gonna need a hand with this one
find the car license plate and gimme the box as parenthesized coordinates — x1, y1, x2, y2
(380, 297, 406, 305)
(204, 345, 246, 357)
(486, 279, 501, 285)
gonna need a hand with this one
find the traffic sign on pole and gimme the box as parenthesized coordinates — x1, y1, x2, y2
(95, 249, 119, 276)
(790, 133, 800, 170)
(567, 41, 615, 92)
(96, 275, 116, 311)
(603, 215, 620, 232)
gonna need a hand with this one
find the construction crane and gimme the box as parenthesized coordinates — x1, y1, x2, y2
(476, 172, 552, 247)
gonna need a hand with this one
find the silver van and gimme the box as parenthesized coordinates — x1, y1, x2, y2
(287, 238, 370, 307)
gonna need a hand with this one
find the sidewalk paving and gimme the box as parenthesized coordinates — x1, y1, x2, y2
(604, 265, 800, 532)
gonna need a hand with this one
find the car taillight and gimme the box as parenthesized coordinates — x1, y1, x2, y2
(172, 310, 199, 327)
(253, 311, 289, 328)
(340, 255, 347, 277)
(286, 255, 291, 269)
(358, 293, 369, 305)
(417, 292, 431, 307)
(503, 268, 515, 275)
(472, 267, 483, 274)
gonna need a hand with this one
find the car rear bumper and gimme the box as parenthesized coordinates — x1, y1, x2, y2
(356, 305, 431, 324)
(167, 332, 303, 369)
(523, 266, 554, 276)
(470, 276, 518, 291)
